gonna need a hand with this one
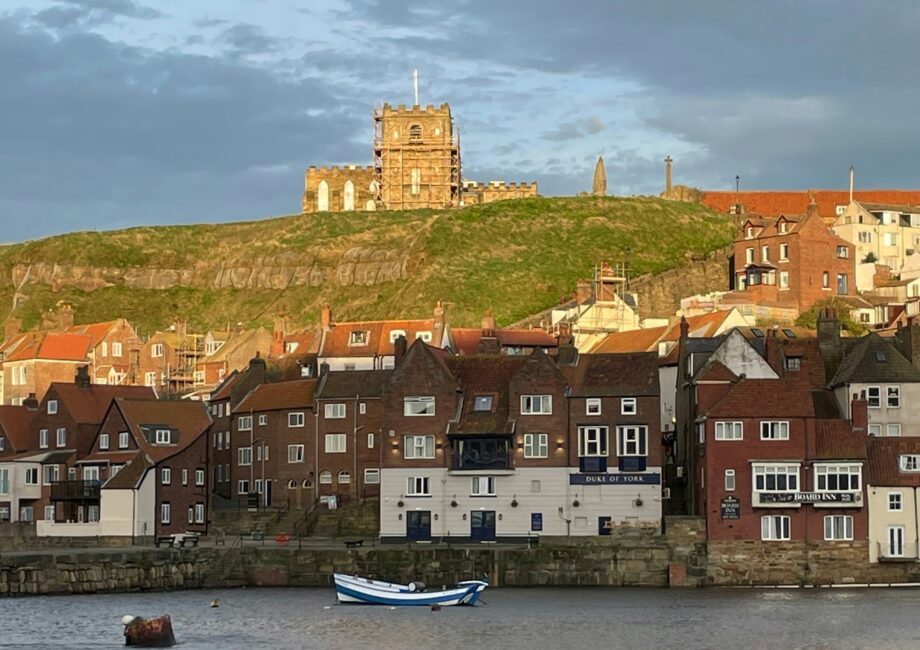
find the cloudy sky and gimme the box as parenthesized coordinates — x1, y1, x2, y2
(1, 1, 918, 241)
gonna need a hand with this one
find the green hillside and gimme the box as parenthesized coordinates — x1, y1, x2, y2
(0, 196, 735, 336)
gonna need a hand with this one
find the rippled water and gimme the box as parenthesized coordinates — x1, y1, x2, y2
(2, 586, 920, 649)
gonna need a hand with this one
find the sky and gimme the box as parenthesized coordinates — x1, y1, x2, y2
(1, 0, 919, 242)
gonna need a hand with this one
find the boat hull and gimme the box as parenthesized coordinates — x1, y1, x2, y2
(333, 574, 487, 606)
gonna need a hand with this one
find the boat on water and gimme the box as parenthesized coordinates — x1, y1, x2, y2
(333, 573, 488, 606)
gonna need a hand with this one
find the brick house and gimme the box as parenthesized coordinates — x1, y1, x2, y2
(66, 318, 143, 386)
(197, 327, 272, 388)
(314, 368, 389, 504)
(0, 332, 93, 405)
(36, 397, 213, 539)
(230, 378, 317, 509)
(0, 403, 37, 522)
(726, 209, 856, 317)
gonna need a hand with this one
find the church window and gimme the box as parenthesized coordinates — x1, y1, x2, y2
(410, 168, 421, 195)
(317, 180, 329, 211)
(343, 180, 355, 211)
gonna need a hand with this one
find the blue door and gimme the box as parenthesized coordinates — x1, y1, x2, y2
(470, 510, 496, 541)
(406, 511, 431, 541)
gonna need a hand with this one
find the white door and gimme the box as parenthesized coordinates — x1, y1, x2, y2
(83, 466, 100, 481)
(888, 525, 905, 557)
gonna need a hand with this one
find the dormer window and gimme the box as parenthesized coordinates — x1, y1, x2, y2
(284, 341, 299, 354)
(472, 396, 493, 412)
(899, 455, 920, 472)
(349, 330, 369, 346)
(416, 331, 433, 343)
(778, 221, 787, 234)
(155, 429, 171, 445)
(389, 329, 407, 343)
(745, 226, 754, 239)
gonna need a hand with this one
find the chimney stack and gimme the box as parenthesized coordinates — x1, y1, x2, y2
(23, 393, 39, 411)
(851, 391, 868, 434)
(75, 365, 91, 389)
(481, 309, 496, 336)
(247, 351, 267, 385)
(271, 308, 288, 357)
(575, 279, 592, 306)
(432, 300, 446, 347)
(394, 334, 408, 366)
(849, 165, 855, 203)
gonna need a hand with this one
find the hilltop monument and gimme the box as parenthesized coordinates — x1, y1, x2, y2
(592, 156, 607, 196)
(301, 72, 537, 214)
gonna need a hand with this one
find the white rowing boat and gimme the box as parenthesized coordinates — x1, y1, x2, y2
(333, 573, 488, 606)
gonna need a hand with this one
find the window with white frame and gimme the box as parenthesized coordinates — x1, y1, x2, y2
(195, 469, 205, 486)
(616, 425, 648, 457)
(238, 415, 253, 431)
(288, 412, 305, 427)
(824, 515, 853, 541)
(47, 400, 57, 415)
(0, 437, 4, 453)
(578, 426, 608, 457)
(181, 469, 188, 485)
(471, 476, 496, 496)
(714, 421, 743, 441)
(753, 464, 799, 492)
(887, 386, 900, 408)
(144, 372, 156, 387)
(745, 247, 754, 264)
(779, 243, 789, 259)
(404, 396, 435, 416)
(406, 476, 430, 496)
(39, 429, 49, 449)
(288, 444, 305, 463)
(324, 403, 346, 419)
(759, 421, 789, 440)
(359, 402, 367, 415)
(724, 469, 736, 491)
(869, 424, 882, 436)
(195, 503, 205, 524)
(761, 245, 769, 261)
(867, 386, 881, 408)
(42, 465, 59, 485)
(887, 423, 902, 436)
(24, 467, 38, 485)
(55, 428, 66, 448)
(349, 330, 369, 346)
(889, 492, 903, 511)
(899, 455, 920, 472)
(416, 331, 432, 343)
(237, 480, 250, 494)
(155, 429, 170, 445)
(367, 432, 374, 449)
(161, 468, 171, 485)
(160, 502, 170, 524)
(779, 271, 789, 289)
(404, 434, 435, 459)
(815, 464, 861, 492)
(364, 468, 380, 484)
(325, 434, 346, 453)
(586, 398, 602, 415)
(389, 329, 406, 343)
(319, 471, 332, 484)
(119, 431, 129, 449)
(99, 433, 109, 450)
(523, 433, 548, 458)
(238, 447, 252, 466)
(112, 342, 123, 357)
(258, 414, 267, 426)
(761, 515, 790, 541)
(521, 395, 552, 415)
(338, 470, 351, 484)
(152, 343, 164, 358)
(620, 398, 637, 415)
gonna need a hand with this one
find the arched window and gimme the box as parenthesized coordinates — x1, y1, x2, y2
(338, 470, 351, 484)
(369, 180, 378, 193)
(408, 124, 422, 142)
(365, 199, 376, 212)
(343, 180, 355, 211)
(287, 479, 297, 489)
(302, 479, 313, 489)
(410, 168, 421, 196)
(317, 180, 329, 211)
(319, 470, 332, 485)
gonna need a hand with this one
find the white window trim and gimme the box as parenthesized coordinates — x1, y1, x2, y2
(714, 421, 743, 441)
(867, 386, 881, 409)
(759, 421, 790, 441)
(620, 397, 637, 415)
(520, 395, 552, 415)
(585, 398, 602, 416)
(288, 412, 305, 428)
(288, 444, 305, 463)
(889, 491, 903, 512)
(403, 396, 436, 417)
(523, 433, 549, 459)
(324, 403, 346, 419)
(406, 476, 430, 496)
(470, 476, 496, 497)
(616, 425, 648, 457)
(761, 515, 791, 541)
(324, 434, 347, 454)
(823, 514, 853, 541)
(404, 434, 435, 459)
(577, 426, 608, 457)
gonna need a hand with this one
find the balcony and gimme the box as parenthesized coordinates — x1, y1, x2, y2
(50, 480, 102, 501)
(877, 542, 919, 562)
(449, 436, 512, 473)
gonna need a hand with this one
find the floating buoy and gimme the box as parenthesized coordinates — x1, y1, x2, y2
(388, 606, 397, 611)
(121, 615, 136, 626)
(430, 605, 441, 612)
(210, 599, 220, 608)
(323, 606, 332, 610)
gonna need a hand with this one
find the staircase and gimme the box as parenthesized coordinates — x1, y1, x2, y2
(303, 499, 380, 538)
(202, 536, 246, 588)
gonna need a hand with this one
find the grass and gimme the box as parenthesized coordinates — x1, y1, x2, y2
(0, 196, 735, 333)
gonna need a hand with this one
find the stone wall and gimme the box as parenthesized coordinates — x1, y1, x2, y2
(707, 540, 920, 586)
(630, 248, 732, 318)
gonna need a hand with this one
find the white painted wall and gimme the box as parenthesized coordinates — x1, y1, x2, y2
(36, 521, 101, 537)
(837, 383, 920, 436)
(0, 461, 41, 522)
(867, 485, 920, 563)
(380, 467, 662, 538)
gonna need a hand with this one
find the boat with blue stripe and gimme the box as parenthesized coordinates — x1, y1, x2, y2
(333, 573, 488, 606)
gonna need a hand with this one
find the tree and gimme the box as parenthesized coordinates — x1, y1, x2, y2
(862, 252, 878, 264)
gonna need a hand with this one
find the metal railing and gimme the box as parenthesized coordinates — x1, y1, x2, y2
(50, 480, 102, 501)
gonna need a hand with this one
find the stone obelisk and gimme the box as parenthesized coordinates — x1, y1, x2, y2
(592, 156, 607, 196)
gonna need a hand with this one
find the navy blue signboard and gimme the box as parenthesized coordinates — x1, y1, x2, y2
(531, 512, 543, 532)
(569, 473, 661, 485)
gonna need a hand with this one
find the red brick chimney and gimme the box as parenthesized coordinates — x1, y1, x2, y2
(851, 391, 868, 434)
(432, 301, 446, 347)
(75, 365, 91, 389)
(321, 304, 332, 331)
(57, 302, 75, 330)
(271, 309, 288, 357)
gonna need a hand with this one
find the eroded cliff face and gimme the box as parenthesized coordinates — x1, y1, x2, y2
(5, 246, 409, 293)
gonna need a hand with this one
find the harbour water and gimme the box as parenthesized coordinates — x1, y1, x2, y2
(2, 586, 920, 649)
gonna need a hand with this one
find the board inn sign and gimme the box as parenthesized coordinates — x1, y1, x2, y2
(569, 473, 661, 485)
(758, 492, 861, 504)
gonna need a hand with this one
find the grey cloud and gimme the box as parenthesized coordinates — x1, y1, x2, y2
(542, 117, 606, 142)
(56, 0, 161, 20)
(219, 24, 278, 55)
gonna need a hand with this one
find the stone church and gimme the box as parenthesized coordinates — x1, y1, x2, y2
(301, 98, 536, 214)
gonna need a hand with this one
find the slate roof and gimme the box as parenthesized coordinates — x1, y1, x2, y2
(563, 352, 659, 397)
(236, 379, 317, 412)
(315, 370, 391, 399)
(209, 371, 241, 402)
(445, 356, 528, 434)
(102, 453, 151, 490)
(830, 333, 920, 386)
(449, 328, 557, 355)
(811, 390, 842, 419)
(51, 383, 156, 424)
(0, 405, 34, 452)
(867, 438, 920, 487)
(704, 378, 816, 419)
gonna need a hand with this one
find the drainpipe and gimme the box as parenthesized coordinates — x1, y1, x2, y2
(353, 395, 359, 503)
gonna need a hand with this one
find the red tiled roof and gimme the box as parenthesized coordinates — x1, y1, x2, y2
(102, 452, 149, 490)
(696, 361, 738, 383)
(701, 190, 920, 219)
(867, 438, 920, 487)
(321, 320, 435, 358)
(236, 379, 317, 413)
(51, 383, 156, 424)
(661, 311, 735, 342)
(449, 327, 556, 355)
(588, 326, 667, 354)
(37, 333, 93, 361)
(66, 321, 118, 348)
(814, 421, 866, 460)
(114, 398, 211, 463)
(0, 405, 34, 452)
(705, 377, 815, 418)
(279, 330, 319, 357)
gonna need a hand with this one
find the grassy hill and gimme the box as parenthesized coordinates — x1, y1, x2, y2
(0, 196, 735, 336)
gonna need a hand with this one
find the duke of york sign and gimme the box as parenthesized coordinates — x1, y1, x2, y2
(569, 473, 661, 485)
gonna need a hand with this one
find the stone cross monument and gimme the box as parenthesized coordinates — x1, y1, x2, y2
(664, 156, 673, 193)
